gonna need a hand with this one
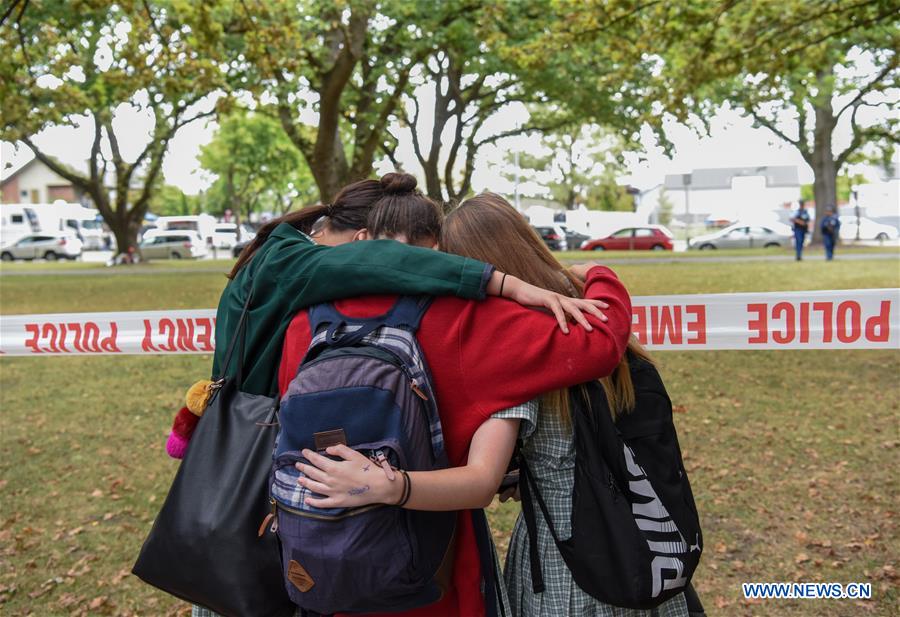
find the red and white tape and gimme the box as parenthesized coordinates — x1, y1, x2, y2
(1, 289, 898, 356)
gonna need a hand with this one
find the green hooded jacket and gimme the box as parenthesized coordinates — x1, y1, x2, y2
(212, 223, 493, 395)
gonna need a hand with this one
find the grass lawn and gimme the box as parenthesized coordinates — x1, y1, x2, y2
(557, 244, 900, 262)
(1, 257, 898, 616)
(0, 258, 240, 274)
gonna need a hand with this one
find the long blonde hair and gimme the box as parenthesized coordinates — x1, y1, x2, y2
(441, 192, 650, 421)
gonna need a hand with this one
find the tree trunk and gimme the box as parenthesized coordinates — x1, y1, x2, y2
(309, 133, 351, 203)
(423, 159, 443, 201)
(110, 218, 141, 258)
(809, 103, 838, 244)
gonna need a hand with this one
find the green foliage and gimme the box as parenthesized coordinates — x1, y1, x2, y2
(189, 1, 486, 200)
(151, 185, 204, 216)
(199, 111, 317, 218)
(506, 125, 631, 211)
(488, 1, 899, 240)
(801, 172, 869, 204)
(657, 188, 674, 226)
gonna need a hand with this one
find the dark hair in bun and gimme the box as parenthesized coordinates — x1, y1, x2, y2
(369, 172, 442, 246)
(228, 178, 381, 279)
(380, 172, 418, 195)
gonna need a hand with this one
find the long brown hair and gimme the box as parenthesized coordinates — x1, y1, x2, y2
(441, 192, 650, 421)
(228, 178, 384, 279)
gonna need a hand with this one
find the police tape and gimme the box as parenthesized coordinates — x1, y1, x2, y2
(0, 289, 898, 356)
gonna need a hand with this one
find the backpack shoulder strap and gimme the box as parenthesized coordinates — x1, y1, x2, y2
(381, 295, 433, 331)
(471, 508, 504, 617)
(518, 456, 556, 594)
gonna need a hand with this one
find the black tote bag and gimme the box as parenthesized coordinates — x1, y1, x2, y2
(133, 292, 295, 617)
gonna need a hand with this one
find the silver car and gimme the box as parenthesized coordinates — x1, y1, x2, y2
(139, 231, 209, 260)
(1, 233, 84, 261)
(689, 224, 791, 250)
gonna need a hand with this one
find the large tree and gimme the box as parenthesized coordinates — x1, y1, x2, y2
(396, 10, 570, 206)
(504, 125, 633, 211)
(0, 0, 223, 255)
(201, 1, 483, 202)
(670, 2, 899, 240)
(491, 1, 899, 241)
(199, 111, 317, 229)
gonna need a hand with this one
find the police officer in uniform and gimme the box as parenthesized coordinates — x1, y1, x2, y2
(820, 205, 841, 261)
(791, 200, 811, 261)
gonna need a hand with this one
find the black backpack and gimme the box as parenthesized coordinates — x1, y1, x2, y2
(519, 354, 702, 610)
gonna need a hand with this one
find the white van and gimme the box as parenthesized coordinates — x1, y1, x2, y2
(0, 204, 41, 247)
(1, 202, 107, 249)
(155, 214, 218, 246)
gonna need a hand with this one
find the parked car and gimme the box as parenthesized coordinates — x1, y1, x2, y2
(0, 232, 83, 261)
(703, 217, 734, 229)
(211, 223, 238, 248)
(838, 216, 899, 241)
(211, 223, 257, 249)
(232, 238, 251, 258)
(139, 231, 208, 260)
(582, 226, 674, 251)
(533, 225, 568, 251)
(560, 225, 591, 251)
(688, 223, 791, 250)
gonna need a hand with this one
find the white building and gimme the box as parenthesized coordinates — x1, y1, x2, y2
(662, 166, 801, 224)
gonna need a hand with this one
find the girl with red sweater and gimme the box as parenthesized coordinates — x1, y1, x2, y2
(279, 192, 634, 616)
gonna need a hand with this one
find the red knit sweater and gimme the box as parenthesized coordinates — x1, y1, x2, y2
(278, 266, 632, 617)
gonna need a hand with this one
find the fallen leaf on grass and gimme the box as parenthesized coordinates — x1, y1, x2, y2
(795, 552, 810, 564)
(111, 568, 131, 584)
(876, 565, 897, 581)
(56, 592, 79, 608)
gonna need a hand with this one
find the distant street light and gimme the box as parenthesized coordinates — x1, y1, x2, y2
(682, 173, 692, 246)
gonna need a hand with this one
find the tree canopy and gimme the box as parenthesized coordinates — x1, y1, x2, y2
(489, 1, 899, 237)
(199, 111, 317, 223)
(504, 125, 633, 211)
(0, 0, 224, 253)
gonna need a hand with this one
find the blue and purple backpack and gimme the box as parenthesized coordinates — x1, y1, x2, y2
(268, 296, 456, 614)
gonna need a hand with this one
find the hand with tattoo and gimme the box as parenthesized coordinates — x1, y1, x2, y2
(296, 444, 404, 508)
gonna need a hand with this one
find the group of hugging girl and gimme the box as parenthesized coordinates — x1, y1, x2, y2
(176, 172, 692, 617)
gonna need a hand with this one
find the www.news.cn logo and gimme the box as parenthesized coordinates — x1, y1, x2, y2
(742, 582, 872, 600)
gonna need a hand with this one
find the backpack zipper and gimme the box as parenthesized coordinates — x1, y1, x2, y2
(303, 350, 429, 401)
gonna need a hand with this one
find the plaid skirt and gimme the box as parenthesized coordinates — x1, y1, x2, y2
(495, 400, 691, 617)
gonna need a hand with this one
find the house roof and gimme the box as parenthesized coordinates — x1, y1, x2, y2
(0, 157, 40, 185)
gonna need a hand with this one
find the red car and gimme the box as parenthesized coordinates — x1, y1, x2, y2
(581, 226, 674, 251)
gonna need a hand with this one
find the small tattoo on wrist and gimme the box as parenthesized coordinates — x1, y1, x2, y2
(348, 485, 370, 496)
(362, 464, 370, 472)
